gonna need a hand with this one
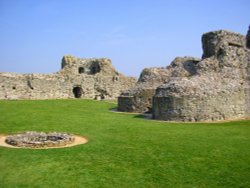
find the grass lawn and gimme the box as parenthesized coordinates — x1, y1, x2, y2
(0, 99, 249, 188)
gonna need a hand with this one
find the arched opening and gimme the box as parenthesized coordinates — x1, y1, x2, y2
(78, 67, 84, 74)
(73, 87, 83, 98)
(113, 76, 119, 82)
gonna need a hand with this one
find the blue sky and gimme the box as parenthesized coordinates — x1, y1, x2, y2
(0, 0, 249, 77)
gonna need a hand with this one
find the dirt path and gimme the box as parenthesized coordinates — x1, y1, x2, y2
(0, 135, 88, 149)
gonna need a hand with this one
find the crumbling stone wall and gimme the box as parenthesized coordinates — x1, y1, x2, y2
(153, 30, 249, 121)
(118, 28, 250, 122)
(118, 67, 170, 112)
(118, 57, 200, 112)
(0, 56, 136, 100)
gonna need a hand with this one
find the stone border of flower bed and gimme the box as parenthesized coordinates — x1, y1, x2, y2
(0, 132, 88, 149)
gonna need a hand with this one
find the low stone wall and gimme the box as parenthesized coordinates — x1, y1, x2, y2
(153, 77, 246, 122)
(118, 57, 200, 113)
(5, 132, 75, 148)
(118, 88, 155, 112)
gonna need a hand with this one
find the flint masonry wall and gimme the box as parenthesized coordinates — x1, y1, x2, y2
(118, 28, 250, 122)
(118, 67, 171, 112)
(118, 57, 200, 113)
(153, 30, 249, 121)
(0, 56, 136, 100)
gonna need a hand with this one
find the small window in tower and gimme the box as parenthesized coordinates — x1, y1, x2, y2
(90, 64, 100, 74)
(113, 76, 119, 81)
(79, 67, 85, 74)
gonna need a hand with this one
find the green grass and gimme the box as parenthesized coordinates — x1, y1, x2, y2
(0, 99, 249, 188)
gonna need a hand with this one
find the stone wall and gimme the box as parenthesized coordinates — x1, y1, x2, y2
(153, 30, 249, 121)
(118, 28, 250, 122)
(0, 56, 136, 100)
(153, 75, 247, 121)
(118, 67, 170, 112)
(118, 57, 200, 112)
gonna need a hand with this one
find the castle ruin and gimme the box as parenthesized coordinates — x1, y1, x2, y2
(0, 56, 136, 100)
(118, 28, 250, 121)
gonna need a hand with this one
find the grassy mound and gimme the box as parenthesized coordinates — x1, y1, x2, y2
(0, 100, 249, 187)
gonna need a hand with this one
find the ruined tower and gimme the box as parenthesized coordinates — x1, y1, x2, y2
(0, 56, 136, 100)
(153, 30, 249, 121)
(118, 57, 200, 113)
(118, 27, 250, 122)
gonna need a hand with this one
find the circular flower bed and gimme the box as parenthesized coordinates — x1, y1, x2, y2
(5, 131, 75, 148)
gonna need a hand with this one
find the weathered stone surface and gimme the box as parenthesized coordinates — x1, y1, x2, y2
(153, 29, 250, 122)
(119, 28, 250, 122)
(118, 67, 169, 112)
(5, 131, 75, 148)
(118, 56, 200, 113)
(202, 30, 245, 59)
(0, 56, 136, 100)
(153, 76, 247, 121)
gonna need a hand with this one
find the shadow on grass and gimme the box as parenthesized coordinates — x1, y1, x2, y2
(109, 107, 118, 112)
(133, 114, 145, 119)
(133, 113, 153, 120)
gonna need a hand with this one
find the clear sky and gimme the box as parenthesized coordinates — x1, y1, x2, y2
(0, 0, 249, 77)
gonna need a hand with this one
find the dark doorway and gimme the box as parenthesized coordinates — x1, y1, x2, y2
(79, 67, 84, 74)
(73, 87, 83, 98)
